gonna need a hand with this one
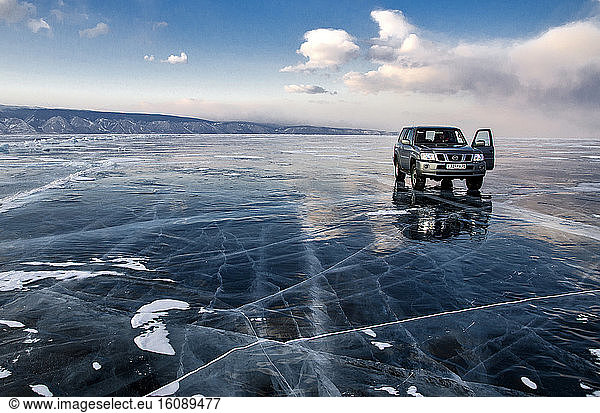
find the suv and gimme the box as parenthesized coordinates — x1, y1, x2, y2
(393, 126, 495, 191)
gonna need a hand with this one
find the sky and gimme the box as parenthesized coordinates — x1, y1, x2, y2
(1, 0, 600, 137)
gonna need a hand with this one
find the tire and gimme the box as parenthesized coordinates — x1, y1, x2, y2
(466, 176, 483, 191)
(394, 158, 405, 181)
(410, 163, 425, 191)
(441, 178, 453, 190)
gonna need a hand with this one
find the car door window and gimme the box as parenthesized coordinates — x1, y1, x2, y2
(474, 130, 491, 146)
(398, 129, 407, 142)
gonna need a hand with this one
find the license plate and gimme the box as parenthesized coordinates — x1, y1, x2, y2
(446, 163, 466, 169)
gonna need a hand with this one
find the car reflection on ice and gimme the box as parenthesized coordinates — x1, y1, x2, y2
(392, 180, 492, 241)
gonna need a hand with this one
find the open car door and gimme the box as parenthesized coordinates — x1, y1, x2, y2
(471, 129, 494, 170)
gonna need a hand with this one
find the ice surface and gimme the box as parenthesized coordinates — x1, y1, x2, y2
(0, 134, 599, 396)
(0, 367, 12, 378)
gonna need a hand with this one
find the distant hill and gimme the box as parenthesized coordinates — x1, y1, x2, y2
(0, 105, 392, 136)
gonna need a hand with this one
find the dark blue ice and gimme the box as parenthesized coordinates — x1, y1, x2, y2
(0, 134, 599, 396)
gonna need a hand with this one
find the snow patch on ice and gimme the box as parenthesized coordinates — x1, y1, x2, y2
(580, 382, 592, 390)
(134, 324, 173, 355)
(24, 261, 85, 267)
(362, 329, 376, 337)
(0, 270, 121, 291)
(590, 349, 600, 361)
(111, 257, 155, 272)
(131, 299, 190, 328)
(30, 384, 53, 397)
(375, 386, 398, 395)
(0, 367, 12, 378)
(406, 385, 423, 397)
(574, 182, 600, 192)
(0, 319, 25, 328)
(24, 328, 38, 333)
(92, 362, 102, 370)
(214, 155, 264, 160)
(152, 278, 176, 283)
(151, 381, 179, 396)
(521, 376, 537, 390)
(367, 209, 411, 216)
(131, 299, 190, 356)
(371, 341, 392, 350)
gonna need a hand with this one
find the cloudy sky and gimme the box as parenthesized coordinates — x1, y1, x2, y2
(1, 0, 600, 137)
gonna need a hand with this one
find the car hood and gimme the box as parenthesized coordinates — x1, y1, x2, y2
(416, 145, 478, 154)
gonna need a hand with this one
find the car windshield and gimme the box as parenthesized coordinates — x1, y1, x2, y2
(414, 128, 467, 146)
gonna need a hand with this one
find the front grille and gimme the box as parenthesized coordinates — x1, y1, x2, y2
(434, 153, 472, 162)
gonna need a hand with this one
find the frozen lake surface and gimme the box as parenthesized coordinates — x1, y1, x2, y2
(0, 133, 599, 396)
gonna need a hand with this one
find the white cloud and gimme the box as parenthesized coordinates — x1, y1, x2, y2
(144, 54, 155, 62)
(79, 22, 109, 38)
(1, 0, 50, 34)
(153, 21, 167, 30)
(510, 21, 600, 89)
(162, 52, 188, 64)
(371, 10, 416, 43)
(50, 9, 64, 22)
(0, 0, 35, 23)
(284, 84, 337, 95)
(27, 17, 50, 33)
(343, 10, 600, 108)
(281, 28, 359, 72)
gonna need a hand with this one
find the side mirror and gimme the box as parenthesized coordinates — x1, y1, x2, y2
(401, 139, 410, 145)
(474, 139, 486, 147)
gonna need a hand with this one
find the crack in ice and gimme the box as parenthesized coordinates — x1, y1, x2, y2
(286, 289, 600, 344)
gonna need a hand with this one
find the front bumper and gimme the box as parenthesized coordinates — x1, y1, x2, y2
(416, 160, 486, 178)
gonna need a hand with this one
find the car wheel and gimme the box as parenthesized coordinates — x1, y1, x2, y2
(441, 178, 453, 190)
(410, 163, 425, 191)
(394, 159, 405, 181)
(466, 176, 483, 191)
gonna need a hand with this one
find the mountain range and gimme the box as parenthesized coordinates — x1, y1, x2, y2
(0, 105, 391, 136)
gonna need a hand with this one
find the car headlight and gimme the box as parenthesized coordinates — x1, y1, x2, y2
(473, 153, 484, 162)
(420, 152, 436, 161)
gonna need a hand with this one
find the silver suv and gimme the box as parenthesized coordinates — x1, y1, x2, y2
(393, 126, 495, 191)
